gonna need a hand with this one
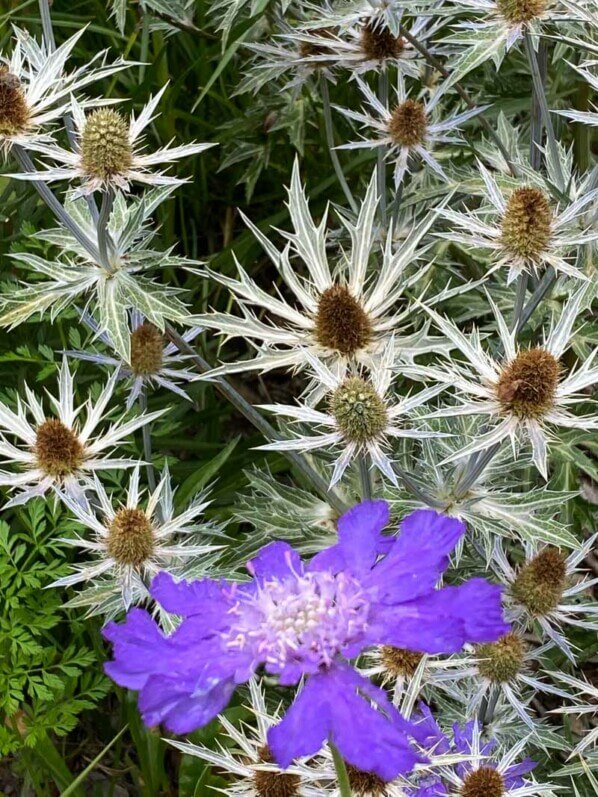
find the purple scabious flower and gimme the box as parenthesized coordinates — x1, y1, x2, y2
(406, 705, 538, 797)
(103, 501, 509, 780)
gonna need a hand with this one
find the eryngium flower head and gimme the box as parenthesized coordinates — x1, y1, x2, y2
(476, 632, 526, 683)
(0, 27, 129, 154)
(103, 502, 508, 779)
(408, 710, 546, 797)
(415, 285, 598, 478)
(49, 466, 221, 612)
(511, 548, 567, 615)
(437, 163, 596, 282)
(0, 358, 164, 508)
(335, 76, 487, 187)
(258, 343, 447, 487)
(68, 310, 201, 408)
(11, 87, 216, 194)
(195, 161, 453, 386)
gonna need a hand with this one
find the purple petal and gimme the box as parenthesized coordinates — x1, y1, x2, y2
(151, 571, 231, 621)
(269, 664, 424, 781)
(103, 609, 172, 690)
(504, 758, 537, 788)
(138, 674, 237, 734)
(247, 541, 303, 583)
(367, 579, 507, 653)
(366, 510, 465, 603)
(268, 672, 332, 766)
(310, 500, 391, 574)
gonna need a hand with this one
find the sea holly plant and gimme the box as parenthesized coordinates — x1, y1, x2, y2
(0, 0, 596, 793)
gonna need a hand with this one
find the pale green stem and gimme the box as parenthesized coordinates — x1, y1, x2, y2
(97, 189, 114, 271)
(12, 145, 101, 262)
(320, 77, 358, 214)
(359, 455, 372, 500)
(524, 35, 566, 193)
(139, 388, 157, 492)
(377, 70, 389, 220)
(511, 272, 529, 332)
(330, 743, 352, 797)
(165, 326, 348, 514)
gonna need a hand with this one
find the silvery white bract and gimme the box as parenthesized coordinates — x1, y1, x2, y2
(0, 358, 164, 508)
(0, 26, 129, 155)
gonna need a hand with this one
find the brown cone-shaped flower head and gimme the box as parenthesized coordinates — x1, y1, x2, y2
(254, 746, 301, 797)
(512, 548, 567, 616)
(389, 100, 427, 147)
(130, 323, 165, 376)
(347, 762, 390, 796)
(106, 508, 155, 567)
(361, 22, 404, 61)
(461, 767, 504, 797)
(0, 68, 29, 138)
(34, 419, 84, 478)
(477, 632, 525, 683)
(496, 0, 547, 24)
(496, 347, 560, 419)
(81, 108, 133, 181)
(381, 646, 423, 677)
(330, 377, 388, 444)
(500, 187, 552, 261)
(315, 285, 373, 355)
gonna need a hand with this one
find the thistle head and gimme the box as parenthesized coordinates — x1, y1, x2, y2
(347, 763, 390, 796)
(330, 377, 388, 444)
(500, 187, 552, 261)
(496, 0, 548, 24)
(0, 67, 29, 138)
(130, 322, 165, 376)
(476, 632, 525, 683)
(380, 645, 423, 678)
(461, 767, 504, 797)
(315, 285, 373, 355)
(254, 746, 301, 797)
(389, 100, 427, 147)
(298, 28, 336, 59)
(34, 419, 84, 478)
(360, 22, 404, 61)
(106, 508, 155, 567)
(511, 548, 567, 616)
(496, 347, 560, 419)
(81, 108, 133, 182)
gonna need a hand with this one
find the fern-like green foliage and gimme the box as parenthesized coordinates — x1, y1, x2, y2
(0, 501, 110, 755)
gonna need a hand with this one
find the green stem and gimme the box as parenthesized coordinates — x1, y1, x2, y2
(165, 326, 348, 514)
(330, 743, 352, 797)
(97, 189, 114, 271)
(511, 272, 528, 332)
(524, 36, 566, 192)
(398, 25, 520, 179)
(139, 388, 157, 492)
(359, 455, 372, 500)
(320, 77, 358, 214)
(377, 70, 389, 220)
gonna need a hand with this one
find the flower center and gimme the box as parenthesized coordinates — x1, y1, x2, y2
(130, 323, 165, 376)
(380, 645, 423, 677)
(106, 508, 155, 567)
(496, 0, 547, 24)
(34, 419, 84, 478)
(511, 548, 567, 616)
(226, 569, 370, 673)
(360, 22, 405, 61)
(315, 285, 373, 355)
(330, 377, 388, 444)
(500, 187, 552, 260)
(388, 100, 427, 147)
(0, 68, 29, 137)
(81, 109, 133, 181)
(461, 767, 504, 797)
(496, 347, 560, 418)
(254, 746, 301, 797)
(476, 632, 525, 683)
(347, 763, 390, 796)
